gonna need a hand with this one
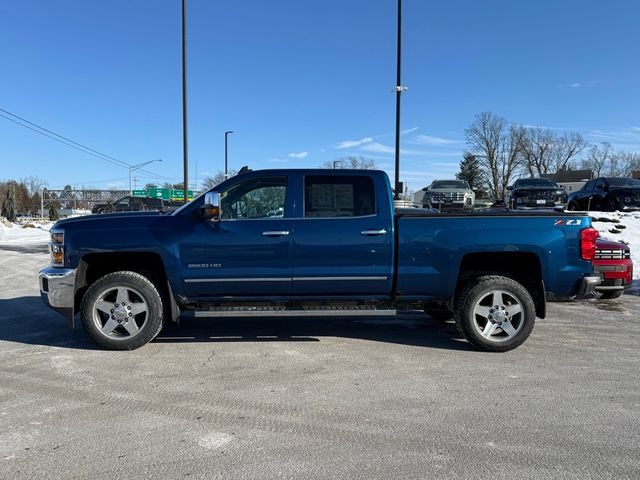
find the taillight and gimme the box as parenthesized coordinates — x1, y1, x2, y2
(580, 227, 599, 261)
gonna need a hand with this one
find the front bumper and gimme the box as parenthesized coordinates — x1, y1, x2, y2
(574, 274, 601, 299)
(39, 266, 77, 327)
(593, 260, 633, 292)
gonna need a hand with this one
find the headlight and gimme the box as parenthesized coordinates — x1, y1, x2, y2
(50, 229, 64, 266)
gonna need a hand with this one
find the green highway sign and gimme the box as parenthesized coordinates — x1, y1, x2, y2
(131, 188, 195, 201)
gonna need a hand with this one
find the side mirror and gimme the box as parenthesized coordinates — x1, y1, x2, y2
(506, 186, 513, 191)
(201, 192, 221, 221)
(422, 187, 429, 192)
(596, 184, 605, 190)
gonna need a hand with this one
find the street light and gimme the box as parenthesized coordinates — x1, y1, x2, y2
(129, 159, 163, 195)
(224, 130, 234, 179)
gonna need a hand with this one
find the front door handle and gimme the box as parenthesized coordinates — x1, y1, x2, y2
(262, 231, 290, 237)
(360, 229, 387, 236)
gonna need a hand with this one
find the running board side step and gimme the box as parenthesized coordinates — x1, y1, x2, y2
(184, 307, 398, 318)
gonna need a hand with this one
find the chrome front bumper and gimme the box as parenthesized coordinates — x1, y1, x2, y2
(39, 267, 77, 327)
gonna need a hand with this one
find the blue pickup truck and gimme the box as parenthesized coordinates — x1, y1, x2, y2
(39, 169, 600, 351)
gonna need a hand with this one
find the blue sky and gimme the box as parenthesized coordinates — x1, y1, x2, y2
(1, 0, 639, 192)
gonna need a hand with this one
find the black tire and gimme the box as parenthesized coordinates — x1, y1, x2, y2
(598, 290, 623, 299)
(454, 275, 536, 352)
(80, 271, 165, 350)
(567, 201, 580, 211)
(606, 196, 620, 212)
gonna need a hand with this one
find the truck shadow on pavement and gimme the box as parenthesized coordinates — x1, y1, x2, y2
(0, 296, 472, 351)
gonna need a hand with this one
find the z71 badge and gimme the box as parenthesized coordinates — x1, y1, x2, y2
(554, 219, 582, 226)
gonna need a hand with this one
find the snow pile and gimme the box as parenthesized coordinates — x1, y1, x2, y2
(588, 211, 640, 280)
(0, 220, 51, 245)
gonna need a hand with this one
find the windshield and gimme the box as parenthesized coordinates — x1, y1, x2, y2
(606, 178, 640, 187)
(430, 180, 469, 189)
(514, 178, 556, 188)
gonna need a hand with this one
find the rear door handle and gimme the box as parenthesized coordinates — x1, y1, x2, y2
(360, 229, 387, 236)
(262, 231, 290, 237)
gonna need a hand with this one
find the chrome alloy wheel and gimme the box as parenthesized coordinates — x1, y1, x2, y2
(92, 286, 149, 340)
(471, 289, 524, 342)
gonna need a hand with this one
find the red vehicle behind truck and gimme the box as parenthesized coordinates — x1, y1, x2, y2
(593, 238, 633, 299)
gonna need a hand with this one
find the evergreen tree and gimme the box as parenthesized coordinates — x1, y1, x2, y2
(456, 152, 486, 194)
(2, 186, 16, 222)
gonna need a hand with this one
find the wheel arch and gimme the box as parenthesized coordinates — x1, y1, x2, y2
(455, 252, 545, 319)
(74, 252, 180, 323)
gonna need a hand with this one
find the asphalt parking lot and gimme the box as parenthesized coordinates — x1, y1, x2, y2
(1, 245, 639, 480)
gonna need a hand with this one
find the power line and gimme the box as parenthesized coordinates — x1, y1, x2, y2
(0, 107, 177, 182)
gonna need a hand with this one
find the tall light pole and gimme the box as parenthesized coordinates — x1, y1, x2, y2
(393, 0, 406, 200)
(129, 159, 163, 195)
(181, 0, 189, 203)
(224, 130, 234, 179)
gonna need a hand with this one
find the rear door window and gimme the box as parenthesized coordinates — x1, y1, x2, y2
(304, 175, 376, 218)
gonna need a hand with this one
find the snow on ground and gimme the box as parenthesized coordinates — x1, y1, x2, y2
(587, 210, 640, 280)
(0, 220, 51, 245)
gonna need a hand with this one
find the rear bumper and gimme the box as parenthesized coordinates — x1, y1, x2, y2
(575, 274, 601, 299)
(39, 267, 77, 326)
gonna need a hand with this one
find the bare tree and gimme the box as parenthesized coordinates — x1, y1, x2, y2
(581, 142, 613, 177)
(465, 112, 524, 199)
(520, 129, 589, 176)
(322, 156, 376, 170)
(550, 132, 588, 172)
(201, 170, 237, 190)
(519, 127, 555, 176)
(21, 175, 46, 196)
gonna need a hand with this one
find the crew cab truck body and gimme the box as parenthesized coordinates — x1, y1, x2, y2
(40, 169, 600, 352)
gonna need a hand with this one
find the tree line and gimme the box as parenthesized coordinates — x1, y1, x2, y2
(0, 176, 46, 221)
(459, 112, 640, 200)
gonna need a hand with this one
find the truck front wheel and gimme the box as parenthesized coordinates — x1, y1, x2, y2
(454, 275, 536, 352)
(80, 271, 165, 350)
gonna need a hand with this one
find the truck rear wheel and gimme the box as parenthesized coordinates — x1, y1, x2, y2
(80, 271, 165, 350)
(454, 275, 535, 352)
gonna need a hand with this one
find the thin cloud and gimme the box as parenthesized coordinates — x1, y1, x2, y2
(587, 127, 640, 148)
(334, 137, 373, 149)
(359, 142, 423, 155)
(268, 158, 288, 163)
(557, 80, 599, 89)
(401, 127, 419, 135)
(409, 134, 460, 146)
(288, 151, 308, 159)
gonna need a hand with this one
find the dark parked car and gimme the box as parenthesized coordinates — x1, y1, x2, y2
(91, 196, 165, 214)
(506, 178, 567, 209)
(593, 238, 633, 299)
(567, 177, 640, 211)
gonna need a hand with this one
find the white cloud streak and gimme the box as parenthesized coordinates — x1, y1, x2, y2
(334, 137, 374, 149)
(408, 134, 460, 146)
(288, 151, 308, 159)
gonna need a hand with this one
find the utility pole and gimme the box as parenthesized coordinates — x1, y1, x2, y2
(224, 130, 234, 179)
(182, 0, 189, 204)
(393, 0, 406, 201)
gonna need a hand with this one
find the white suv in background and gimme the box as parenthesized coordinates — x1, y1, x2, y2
(422, 180, 475, 212)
